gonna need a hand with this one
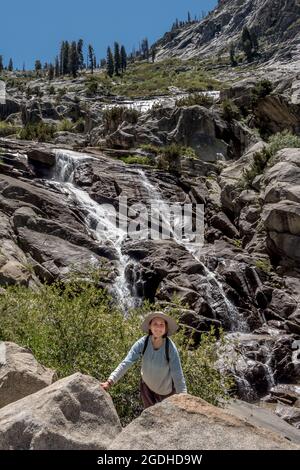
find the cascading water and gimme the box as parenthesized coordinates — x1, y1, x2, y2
(137, 168, 248, 333)
(51, 149, 138, 311)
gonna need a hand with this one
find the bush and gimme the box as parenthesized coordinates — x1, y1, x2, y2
(57, 118, 74, 132)
(86, 80, 98, 97)
(120, 155, 154, 166)
(139, 144, 160, 155)
(267, 130, 300, 160)
(157, 144, 197, 174)
(221, 99, 240, 121)
(19, 122, 57, 142)
(241, 130, 300, 188)
(0, 121, 20, 137)
(252, 79, 273, 100)
(255, 259, 272, 274)
(102, 106, 140, 133)
(241, 147, 272, 188)
(176, 93, 214, 108)
(0, 277, 232, 425)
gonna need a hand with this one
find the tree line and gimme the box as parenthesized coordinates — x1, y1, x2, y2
(0, 56, 13, 73)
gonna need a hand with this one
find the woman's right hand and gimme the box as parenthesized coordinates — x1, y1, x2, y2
(100, 381, 112, 391)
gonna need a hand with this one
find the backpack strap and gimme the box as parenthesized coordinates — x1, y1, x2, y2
(141, 335, 170, 363)
(165, 336, 170, 363)
(142, 335, 150, 356)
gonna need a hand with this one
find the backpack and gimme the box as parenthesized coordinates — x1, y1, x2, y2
(141, 335, 170, 363)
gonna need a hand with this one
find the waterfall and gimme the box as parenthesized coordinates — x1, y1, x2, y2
(137, 168, 248, 332)
(51, 149, 137, 311)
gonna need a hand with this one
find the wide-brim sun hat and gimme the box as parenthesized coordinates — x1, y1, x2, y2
(141, 311, 178, 336)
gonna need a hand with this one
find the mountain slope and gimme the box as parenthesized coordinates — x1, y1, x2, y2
(155, 0, 300, 65)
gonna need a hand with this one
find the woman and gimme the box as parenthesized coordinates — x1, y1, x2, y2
(100, 311, 187, 408)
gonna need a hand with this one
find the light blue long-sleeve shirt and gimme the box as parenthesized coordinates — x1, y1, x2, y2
(108, 336, 187, 395)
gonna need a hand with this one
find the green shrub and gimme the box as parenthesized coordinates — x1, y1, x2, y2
(232, 239, 242, 248)
(176, 93, 214, 108)
(252, 79, 273, 100)
(0, 277, 232, 425)
(86, 80, 98, 97)
(255, 259, 272, 274)
(139, 144, 160, 155)
(57, 118, 74, 132)
(19, 122, 57, 142)
(241, 147, 272, 188)
(222, 99, 240, 121)
(267, 130, 300, 160)
(250, 79, 273, 110)
(157, 144, 197, 174)
(0, 121, 20, 137)
(241, 130, 300, 188)
(102, 106, 140, 133)
(120, 155, 154, 166)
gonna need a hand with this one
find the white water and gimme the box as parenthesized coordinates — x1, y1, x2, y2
(103, 90, 220, 114)
(50, 149, 248, 329)
(137, 168, 248, 332)
(52, 149, 137, 311)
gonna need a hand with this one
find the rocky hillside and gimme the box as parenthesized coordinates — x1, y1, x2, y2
(154, 0, 300, 67)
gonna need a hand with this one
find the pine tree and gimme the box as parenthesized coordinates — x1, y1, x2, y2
(120, 45, 127, 73)
(252, 32, 259, 55)
(22, 62, 26, 72)
(229, 43, 237, 67)
(55, 56, 60, 77)
(114, 42, 121, 75)
(60, 41, 70, 75)
(93, 55, 97, 71)
(188, 11, 191, 23)
(106, 47, 114, 77)
(0, 56, 3, 73)
(77, 39, 84, 70)
(8, 58, 13, 71)
(151, 47, 156, 63)
(141, 38, 149, 61)
(241, 27, 254, 62)
(88, 44, 95, 73)
(59, 41, 64, 75)
(48, 63, 54, 80)
(69, 41, 79, 77)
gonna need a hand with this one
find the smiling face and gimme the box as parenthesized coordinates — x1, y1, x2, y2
(149, 317, 167, 339)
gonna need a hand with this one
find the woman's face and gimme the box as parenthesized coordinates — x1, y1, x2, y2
(149, 317, 167, 338)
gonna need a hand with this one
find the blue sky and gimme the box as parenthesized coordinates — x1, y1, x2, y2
(0, 0, 217, 69)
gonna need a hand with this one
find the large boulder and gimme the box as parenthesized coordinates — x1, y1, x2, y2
(254, 95, 300, 136)
(262, 200, 300, 264)
(219, 141, 266, 214)
(0, 342, 56, 408)
(167, 105, 228, 162)
(109, 394, 298, 449)
(0, 210, 40, 287)
(27, 148, 56, 166)
(0, 373, 122, 450)
(225, 399, 300, 443)
(263, 148, 300, 205)
(0, 96, 21, 120)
